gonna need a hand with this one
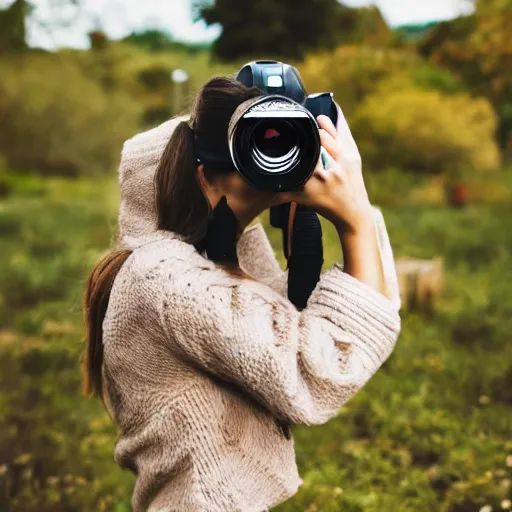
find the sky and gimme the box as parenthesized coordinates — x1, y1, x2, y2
(0, 0, 475, 50)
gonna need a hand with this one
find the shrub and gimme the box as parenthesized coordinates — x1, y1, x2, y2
(298, 46, 420, 119)
(137, 66, 172, 91)
(0, 53, 141, 176)
(351, 83, 500, 175)
(298, 46, 466, 132)
(408, 64, 466, 95)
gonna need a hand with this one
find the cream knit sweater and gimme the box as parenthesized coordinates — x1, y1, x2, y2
(103, 117, 402, 512)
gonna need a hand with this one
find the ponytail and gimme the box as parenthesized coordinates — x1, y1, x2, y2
(155, 121, 213, 248)
(82, 249, 132, 399)
(155, 121, 255, 280)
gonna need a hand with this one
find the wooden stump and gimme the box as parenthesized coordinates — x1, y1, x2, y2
(395, 258, 444, 311)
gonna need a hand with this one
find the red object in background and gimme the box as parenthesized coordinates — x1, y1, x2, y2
(264, 128, 280, 139)
(449, 183, 471, 208)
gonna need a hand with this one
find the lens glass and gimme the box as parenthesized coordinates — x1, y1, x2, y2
(254, 120, 297, 158)
(251, 120, 300, 173)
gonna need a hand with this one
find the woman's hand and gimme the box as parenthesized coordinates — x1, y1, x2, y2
(280, 115, 373, 236)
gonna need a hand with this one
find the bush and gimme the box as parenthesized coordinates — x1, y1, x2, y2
(137, 66, 172, 91)
(352, 83, 500, 174)
(298, 46, 420, 119)
(0, 54, 141, 176)
(298, 46, 466, 132)
(408, 63, 466, 95)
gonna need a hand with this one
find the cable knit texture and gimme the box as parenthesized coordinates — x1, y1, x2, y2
(102, 117, 402, 512)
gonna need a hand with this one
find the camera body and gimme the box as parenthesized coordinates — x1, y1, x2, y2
(230, 61, 338, 192)
(236, 61, 338, 128)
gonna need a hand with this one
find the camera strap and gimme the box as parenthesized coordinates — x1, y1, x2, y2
(270, 203, 324, 310)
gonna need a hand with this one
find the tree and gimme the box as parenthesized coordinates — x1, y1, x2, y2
(340, 5, 391, 46)
(418, 0, 512, 157)
(122, 29, 211, 54)
(0, 0, 30, 53)
(0, 0, 87, 52)
(195, 0, 346, 61)
(123, 29, 176, 52)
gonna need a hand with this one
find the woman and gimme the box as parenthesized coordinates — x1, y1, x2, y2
(83, 76, 401, 512)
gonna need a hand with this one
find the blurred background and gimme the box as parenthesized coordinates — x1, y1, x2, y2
(0, 0, 511, 511)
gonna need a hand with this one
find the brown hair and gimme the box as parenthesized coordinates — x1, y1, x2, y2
(83, 76, 261, 400)
(83, 249, 132, 400)
(155, 76, 262, 251)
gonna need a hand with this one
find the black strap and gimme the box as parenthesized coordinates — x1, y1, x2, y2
(270, 203, 324, 310)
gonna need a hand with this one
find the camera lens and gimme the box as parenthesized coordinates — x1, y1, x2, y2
(228, 96, 321, 192)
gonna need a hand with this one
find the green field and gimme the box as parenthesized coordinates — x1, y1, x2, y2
(1, 171, 511, 511)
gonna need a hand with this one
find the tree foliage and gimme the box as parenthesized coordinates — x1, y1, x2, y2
(418, 0, 512, 156)
(0, 0, 29, 53)
(352, 83, 500, 176)
(298, 46, 421, 118)
(122, 29, 211, 54)
(335, 5, 392, 47)
(0, 54, 141, 176)
(196, 0, 367, 61)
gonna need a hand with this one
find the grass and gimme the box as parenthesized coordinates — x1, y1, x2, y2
(0, 171, 511, 511)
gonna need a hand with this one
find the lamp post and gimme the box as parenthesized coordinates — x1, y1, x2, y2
(170, 69, 189, 115)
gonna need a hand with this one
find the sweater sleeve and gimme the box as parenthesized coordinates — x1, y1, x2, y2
(158, 215, 401, 426)
(236, 207, 401, 310)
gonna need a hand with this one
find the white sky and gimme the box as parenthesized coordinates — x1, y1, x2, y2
(0, 0, 474, 50)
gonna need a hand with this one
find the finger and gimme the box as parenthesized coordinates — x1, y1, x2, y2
(312, 167, 329, 181)
(332, 105, 361, 164)
(309, 154, 329, 177)
(317, 115, 338, 140)
(319, 129, 341, 162)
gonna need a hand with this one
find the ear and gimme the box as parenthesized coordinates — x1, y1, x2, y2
(196, 164, 209, 191)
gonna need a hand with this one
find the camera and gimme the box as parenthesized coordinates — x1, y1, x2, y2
(231, 60, 338, 192)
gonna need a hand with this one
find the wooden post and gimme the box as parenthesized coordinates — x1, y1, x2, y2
(395, 258, 444, 311)
(171, 69, 189, 116)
